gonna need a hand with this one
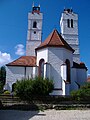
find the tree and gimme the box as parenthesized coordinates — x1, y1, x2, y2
(0, 66, 6, 85)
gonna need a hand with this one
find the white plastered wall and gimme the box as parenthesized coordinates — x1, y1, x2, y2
(37, 48, 48, 66)
(6, 66, 36, 91)
(6, 66, 25, 91)
(36, 47, 73, 95)
(77, 69, 87, 85)
(71, 68, 78, 91)
(48, 47, 73, 95)
(71, 67, 87, 92)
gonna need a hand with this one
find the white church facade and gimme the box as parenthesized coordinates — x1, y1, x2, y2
(5, 6, 87, 95)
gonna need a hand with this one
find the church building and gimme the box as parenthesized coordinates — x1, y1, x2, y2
(5, 5, 87, 95)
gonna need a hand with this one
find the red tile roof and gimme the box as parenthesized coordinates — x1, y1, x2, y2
(36, 29, 74, 52)
(87, 76, 90, 82)
(72, 62, 87, 70)
(6, 56, 36, 67)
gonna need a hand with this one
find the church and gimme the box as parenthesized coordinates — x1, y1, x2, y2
(5, 5, 87, 95)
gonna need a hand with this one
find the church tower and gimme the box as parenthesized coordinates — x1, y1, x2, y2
(26, 4, 43, 56)
(60, 9, 80, 63)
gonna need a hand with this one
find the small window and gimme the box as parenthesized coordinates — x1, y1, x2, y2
(39, 59, 45, 77)
(71, 19, 73, 28)
(12, 83, 16, 92)
(34, 31, 36, 34)
(33, 21, 37, 28)
(67, 19, 70, 28)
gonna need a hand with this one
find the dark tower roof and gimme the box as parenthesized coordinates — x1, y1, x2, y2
(64, 8, 73, 13)
(32, 4, 40, 14)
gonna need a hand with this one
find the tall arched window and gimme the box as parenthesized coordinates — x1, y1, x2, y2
(71, 19, 73, 28)
(65, 59, 71, 83)
(33, 21, 37, 28)
(12, 83, 16, 92)
(39, 59, 45, 77)
(67, 19, 70, 28)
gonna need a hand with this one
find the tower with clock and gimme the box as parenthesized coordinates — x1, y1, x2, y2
(26, 4, 43, 56)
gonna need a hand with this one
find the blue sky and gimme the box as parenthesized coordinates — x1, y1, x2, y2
(0, 0, 90, 74)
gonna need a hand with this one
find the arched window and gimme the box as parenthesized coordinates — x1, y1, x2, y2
(12, 83, 16, 92)
(65, 59, 71, 83)
(71, 19, 73, 28)
(33, 21, 37, 28)
(39, 59, 45, 77)
(67, 19, 70, 28)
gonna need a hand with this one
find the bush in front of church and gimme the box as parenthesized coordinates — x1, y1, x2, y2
(71, 82, 90, 101)
(0, 82, 3, 94)
(14, 77, 54, 101)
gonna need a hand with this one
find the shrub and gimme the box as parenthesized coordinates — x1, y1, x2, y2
(4, 90, 10, 95)
(71, 82, 90, 101)
(14, 77, 54, 101)
(14, 79, 33, 100)
(0, 100, 3, 108)
(0, 82, 3, 94)
(32, 77, 54, 95)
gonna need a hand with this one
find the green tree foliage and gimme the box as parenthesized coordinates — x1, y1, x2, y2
(32, 77, 54, 95)
(71, 82, 90, 101)
(0, 66, 6, 93)
(0, 82, 3, 94)
(15, 77, 54, 101)
(0, 66, 6, 85)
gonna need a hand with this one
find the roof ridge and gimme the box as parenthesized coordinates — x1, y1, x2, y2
(10, 56, 22, 63)
(36, 29, 74, 52)
(55, 30, 64, 44)
(57, 31, 74, 51)
(48, 29, 56, 45)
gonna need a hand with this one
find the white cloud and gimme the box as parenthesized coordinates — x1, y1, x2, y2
(15, 44, 25, 56)
(0, 51, 12, 66)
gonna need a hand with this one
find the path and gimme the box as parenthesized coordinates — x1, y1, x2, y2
(0, 110, 90, 120)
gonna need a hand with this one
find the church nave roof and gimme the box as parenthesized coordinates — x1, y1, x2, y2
(6, 56, 36, 67)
